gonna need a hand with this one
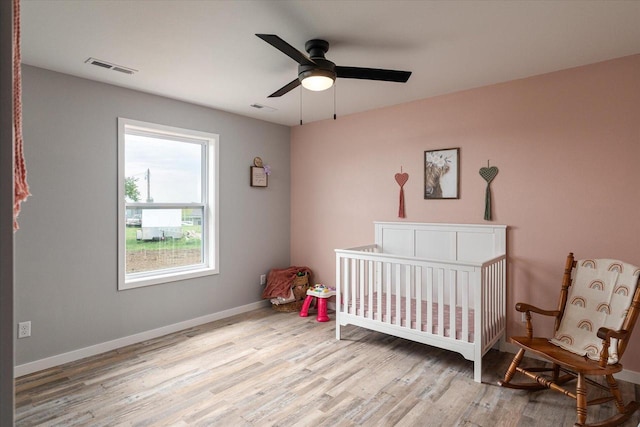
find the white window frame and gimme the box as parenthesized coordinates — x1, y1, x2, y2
(117, 118, 219, 290)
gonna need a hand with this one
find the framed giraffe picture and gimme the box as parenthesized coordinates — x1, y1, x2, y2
(424, 148, 459, 199)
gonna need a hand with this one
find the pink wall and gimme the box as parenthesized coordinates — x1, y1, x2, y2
(290, 54, 640, 372)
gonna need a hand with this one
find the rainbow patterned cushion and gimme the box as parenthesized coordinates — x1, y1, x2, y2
(550, 259, 640, 364)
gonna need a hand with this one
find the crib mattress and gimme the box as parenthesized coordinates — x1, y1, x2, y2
(341, 293, 475, 342)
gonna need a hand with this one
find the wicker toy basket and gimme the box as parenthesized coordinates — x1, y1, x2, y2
(271, 273, 310, 312)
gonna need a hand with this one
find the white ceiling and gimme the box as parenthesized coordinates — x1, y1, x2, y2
(20, 0, 640, 127)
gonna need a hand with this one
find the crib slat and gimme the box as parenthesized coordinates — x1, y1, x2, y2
(472, 267, 481, 350)
(395, 263, 401, 326)
(449, 269, 457, 339)
(350, 258, 357, 315)
(336, 256, 342, 339)
(385, 263, 391, 324)
(415, 266, 422, 332)
(426, 267, 433, 334)
(359, 259, 365, 316)
(491, 263, 497, 340)
(437, 268, 444, 336)
(487, 265, 498, 337)
(368, 260, 374, 319)
(376, 261, 382, 321)
(462, 271, 469, 342)
(491, 264, 496, 343)
(400, 265, 411, 328)
(342, 257, 349, 313)
(493, 260, 503, 343)
(487, 265, 492, 344)
(497, 261, 502, 332)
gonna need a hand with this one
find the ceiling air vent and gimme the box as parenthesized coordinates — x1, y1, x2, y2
(85, 57, 137, 75)
(250, 103, 277, 112)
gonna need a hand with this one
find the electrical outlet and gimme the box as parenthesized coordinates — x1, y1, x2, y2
(18, 321, 31, 338)
(260, 274, 266, 286)
(521, 312, 527, 323)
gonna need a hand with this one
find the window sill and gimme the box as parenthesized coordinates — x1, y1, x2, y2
(119, 266, 218, 291)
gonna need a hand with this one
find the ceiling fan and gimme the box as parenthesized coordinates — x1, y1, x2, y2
(256, 34, 412, 98)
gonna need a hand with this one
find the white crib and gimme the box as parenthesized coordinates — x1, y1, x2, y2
(335, 222, 507, 383)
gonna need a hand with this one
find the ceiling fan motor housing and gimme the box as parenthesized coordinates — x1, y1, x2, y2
(305, 39, 330, 58)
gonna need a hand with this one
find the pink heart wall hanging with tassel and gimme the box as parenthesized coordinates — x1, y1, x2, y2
(395, 168, 409, 218)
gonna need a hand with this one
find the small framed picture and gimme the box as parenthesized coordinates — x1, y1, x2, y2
(424, 148, 459, 199)
(250, 166, 268, 187)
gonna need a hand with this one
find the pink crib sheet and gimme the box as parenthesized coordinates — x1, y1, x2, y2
(342, 292, 475, 342)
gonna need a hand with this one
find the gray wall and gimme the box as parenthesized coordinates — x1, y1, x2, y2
(15, 65, 291, 365)
(1, 0, 15, 423)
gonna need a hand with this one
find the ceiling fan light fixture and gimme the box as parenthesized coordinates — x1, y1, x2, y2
(299, 68, 335, 91)
(301, 75, 334, 91)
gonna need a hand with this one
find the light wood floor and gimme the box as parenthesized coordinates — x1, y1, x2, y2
(15, 307, 640, 426)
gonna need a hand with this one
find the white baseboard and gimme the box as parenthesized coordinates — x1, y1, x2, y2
(14, 300, 270, 378)
(499, 341, 640, 385)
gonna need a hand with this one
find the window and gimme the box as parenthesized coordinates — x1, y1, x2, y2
(118, 118, 218, 290)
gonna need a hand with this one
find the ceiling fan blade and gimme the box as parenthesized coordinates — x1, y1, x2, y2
(268, 78, 301, 98)
(336, 66, 412, 83)
(256, 34, 315, 66)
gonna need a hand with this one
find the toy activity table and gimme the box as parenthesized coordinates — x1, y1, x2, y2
(299, 286, 336, 322)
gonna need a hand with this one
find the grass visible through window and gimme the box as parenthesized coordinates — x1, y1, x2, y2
(125, 225, 203, 273)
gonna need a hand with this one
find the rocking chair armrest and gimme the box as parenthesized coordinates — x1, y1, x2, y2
(515, 303, 560, 318)
(596, 327, 629, 367)
(516, 303, 561, 339)
(596, 327, 628, 341)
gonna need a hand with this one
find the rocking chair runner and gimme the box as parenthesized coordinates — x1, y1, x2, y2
(499, 253, 640, 427)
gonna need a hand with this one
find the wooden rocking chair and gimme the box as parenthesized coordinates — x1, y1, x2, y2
(499, 253, 640, 427)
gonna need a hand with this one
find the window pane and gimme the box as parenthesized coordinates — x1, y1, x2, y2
(125, 208, 203, 275)
(125, 133, 202, 203)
